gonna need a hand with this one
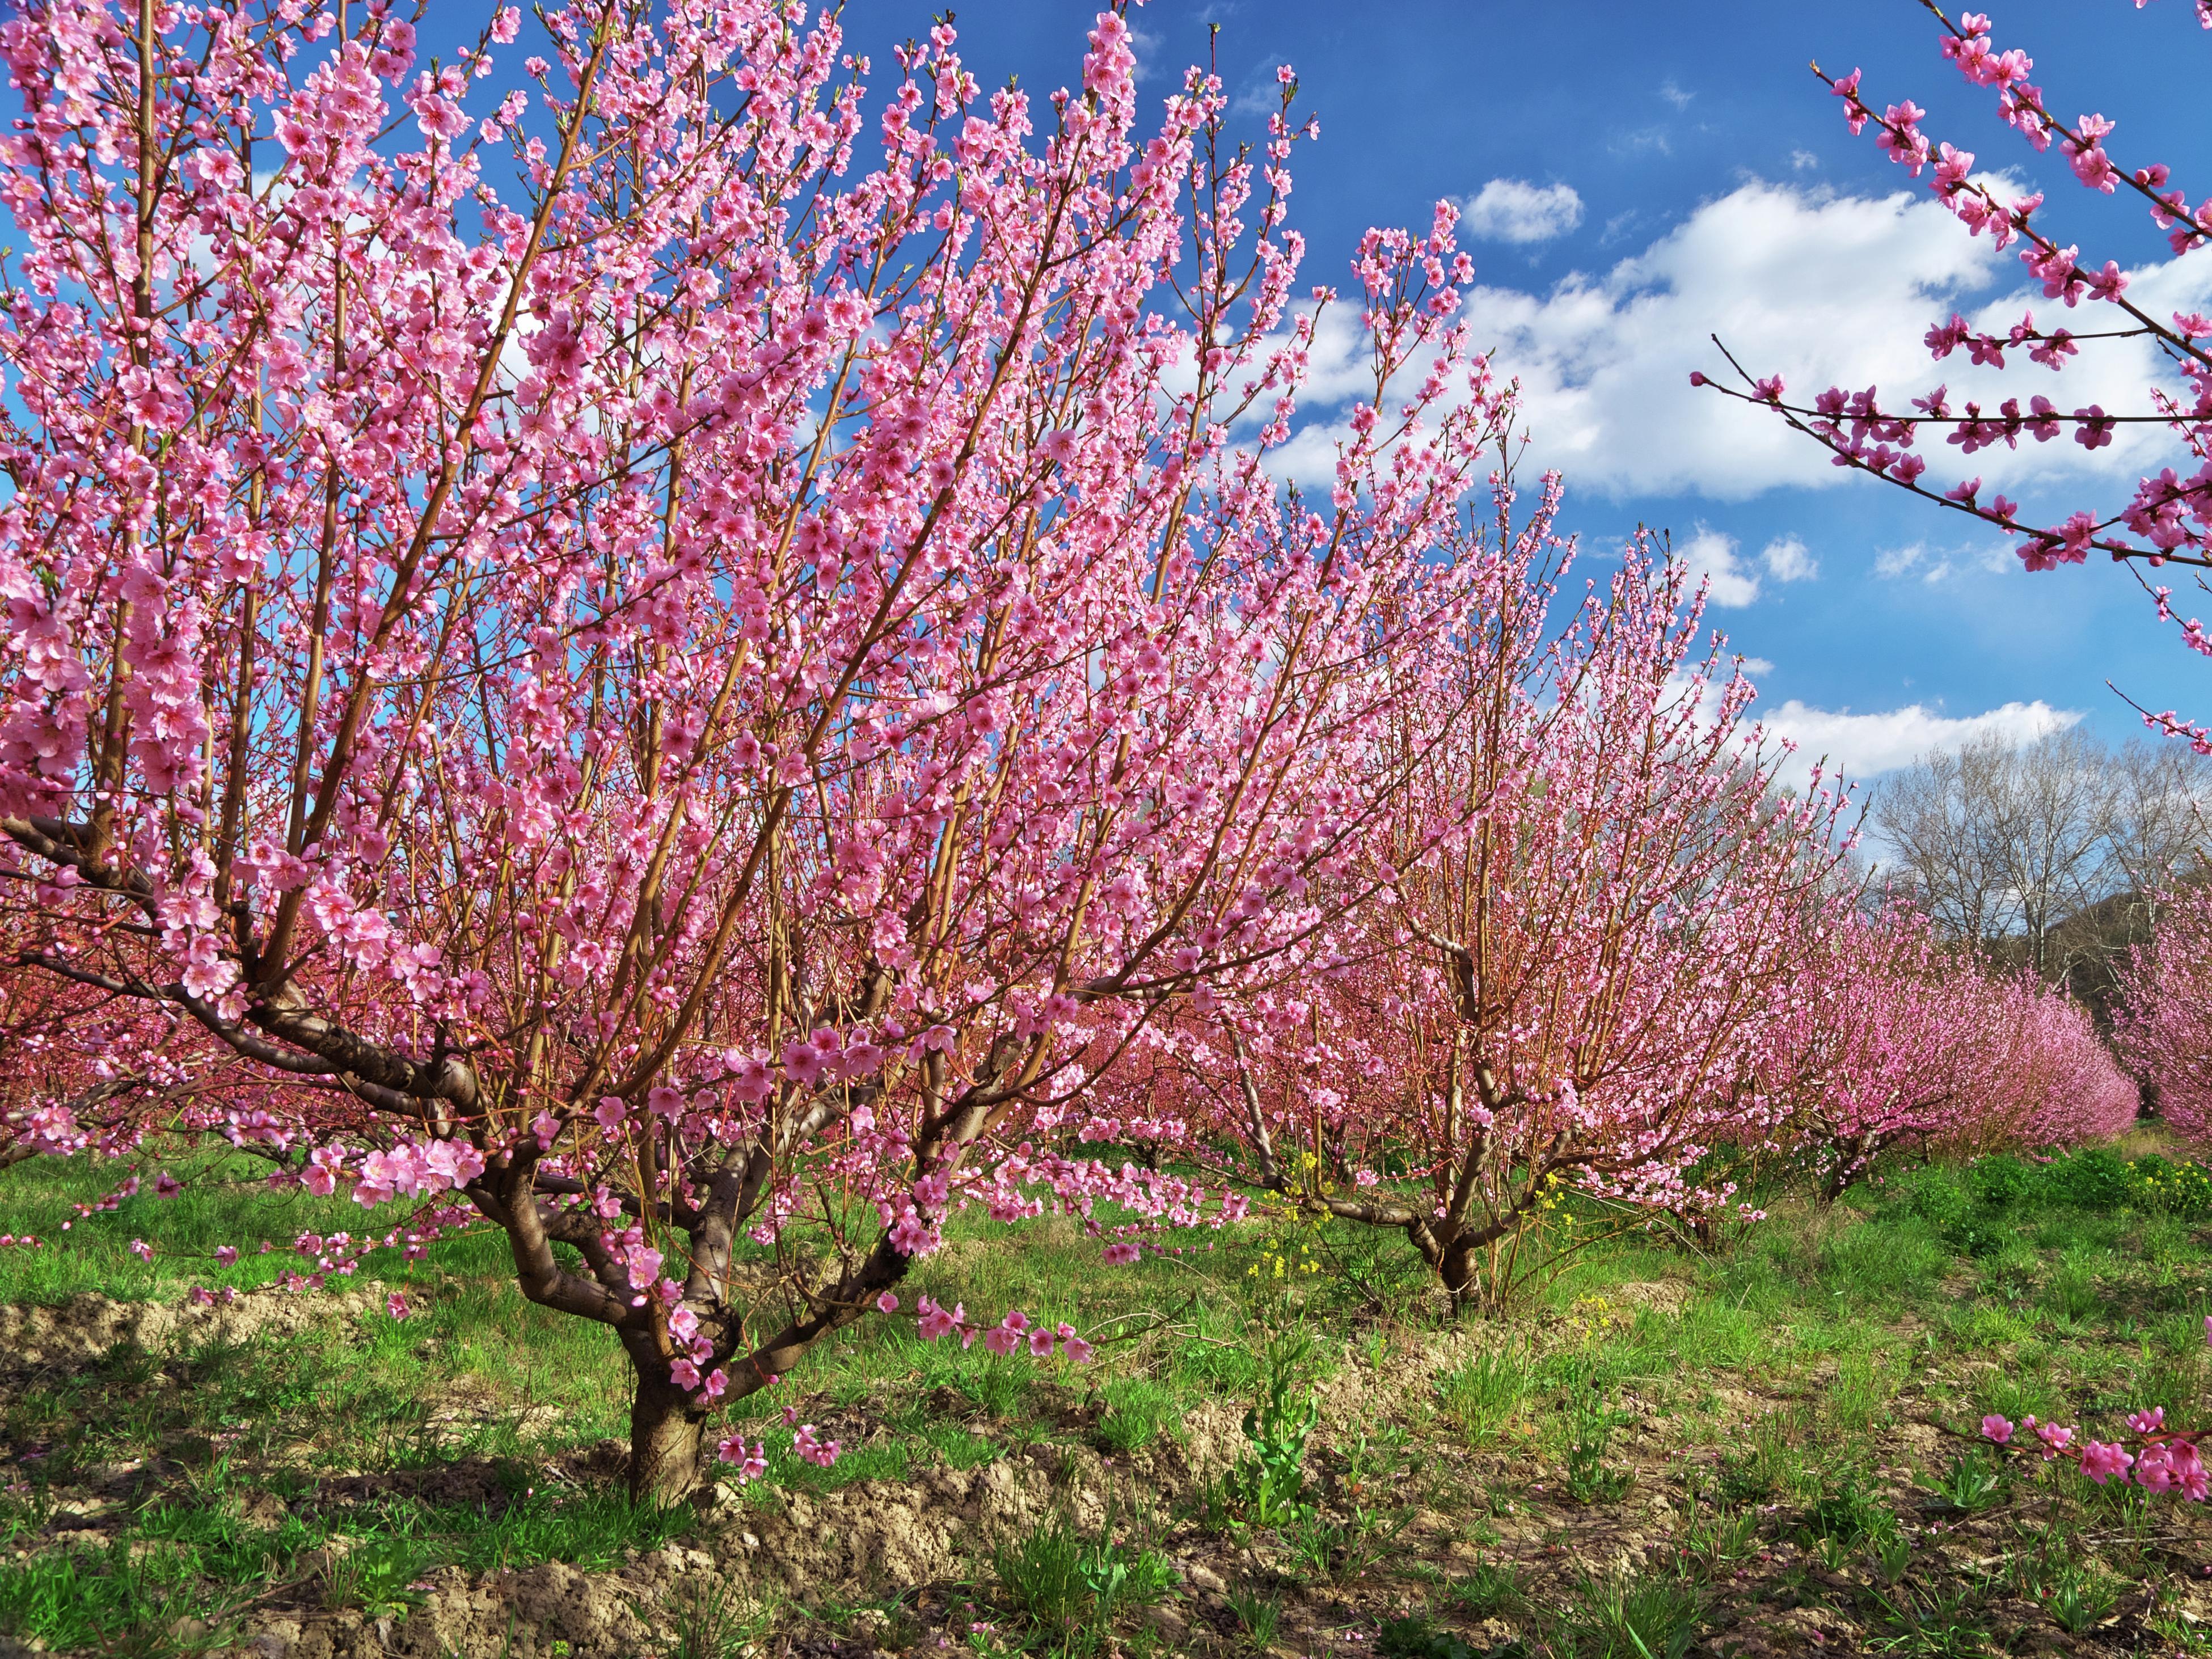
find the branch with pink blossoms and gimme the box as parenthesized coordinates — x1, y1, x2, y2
(1699, 0, 2212, 617)
(1979, 1320, 2212, 1500)
(1692, 0, 2212, 770)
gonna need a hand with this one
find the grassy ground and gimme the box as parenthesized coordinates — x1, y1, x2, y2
(5, 1143, 2212, 1656)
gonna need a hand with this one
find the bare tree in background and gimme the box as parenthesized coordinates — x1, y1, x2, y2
(1872, 734, 2022, 949)
(1996, 728, 2121, 977)
(1871, 729, 2212, 989)
(2107, 742, 2212, 908)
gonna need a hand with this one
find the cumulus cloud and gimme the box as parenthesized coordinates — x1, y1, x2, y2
(1675, 524, 1761, 607)
(1460, 178, 1585, 245)
(1758, 697, 2080, 787)
(1761, 535, 1818, 582)
(1273, 179, 2212, 502)
(1871, 538, 2012, 582)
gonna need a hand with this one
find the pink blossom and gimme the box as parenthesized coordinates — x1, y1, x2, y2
(2080, 1441, 2134, 1484)
(717, 1436, 768, 1483)
(1981, 1415, 2015, 1445)
(387, 1293, 411, 1320)
(781, 1041, 825, 1087)
(917, 1295, 962, 1342)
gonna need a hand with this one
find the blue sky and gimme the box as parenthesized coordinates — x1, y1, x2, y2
(837, 0, 2212, 783)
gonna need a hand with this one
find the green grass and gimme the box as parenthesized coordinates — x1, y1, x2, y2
(7, 1139, 2212, 1654)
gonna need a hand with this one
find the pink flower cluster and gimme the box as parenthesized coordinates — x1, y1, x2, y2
(1981, 1321, 2212, 1500)
(914, 1295, 1094, 1363)
(665, 1301, 732, 1403)
(716, 1435, 769, 1483)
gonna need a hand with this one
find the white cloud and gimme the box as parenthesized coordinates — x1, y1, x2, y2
(1612, 125, 1673, 157)
(1421, 179, 2212, 501)
(1659, 79, 1695, 111)
(1675, 524, 1760, 607)
(1460, 179, 1585, 245)
(1871, 537, 2013, 582)
(1761, 534, 1817, 582)
(1259, 178, 2212, 515)
(1790, 149, 1820, 171)
(1127, 26, 1164, 81)
(1758, 697, 2081, 786)
(1873, 541, 1926, 579)
(1737, 656, 1776, 677)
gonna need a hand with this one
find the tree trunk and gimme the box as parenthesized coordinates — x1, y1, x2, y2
(1437, 1234, 1484, 1311)
(626, 1344, 707, 1505)
(1819, 1139, 1864, 1207)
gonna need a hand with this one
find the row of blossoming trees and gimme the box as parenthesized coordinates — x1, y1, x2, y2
(0, 0, 2154, 1501)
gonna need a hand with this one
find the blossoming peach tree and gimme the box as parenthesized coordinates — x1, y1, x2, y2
(1763, 902, 2136, 1204)
(1711, 0, 2211, 1501)
(1188, 526, 1859, 1308)
(2117, 884, 2212, 1143)
(0, 0, 1515, 1498)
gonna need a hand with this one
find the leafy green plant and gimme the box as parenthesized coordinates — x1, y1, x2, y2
(1074, 1535, 1173, 1619)
(992, 1512, 1171, 1654)
(1223, 1330, 1320, 1527)
(1925, 1448, 2003, 1515)
(1561, 1378, 1633, 1504)
(665, 1574, 763, 1659)
(1869, 1527, 1914, 1587)
(1965, 1155, 2033, 1211)
(2010, 1538, 2121, 1636)
(2038, 1148, 2133, 1211)
(1282, 1500, 1413, 1585)
(957, 1363, 1031, 1421)
(1800, 1471, 1896, 1551)
(1378, 1612, 1479, 1659)
(0, 1536, 234, 1656)
(326, 1534, 430, 1618)
(1866, 1580, 1988, 1657)
(1554, 1571, 1699, 1659)
(1680, 1500, 1758, 1573)
(1094, 1377, 1176, 1455)
(1225, 1585, 1281, 1653)
(1442, 1560, 1529, 1620)
(1439, 1348, 1527, 1442)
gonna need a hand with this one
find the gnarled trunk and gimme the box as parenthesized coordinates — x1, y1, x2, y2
(1438, 1235, 1484, 1308)
(624, 1336, 707, 1505)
